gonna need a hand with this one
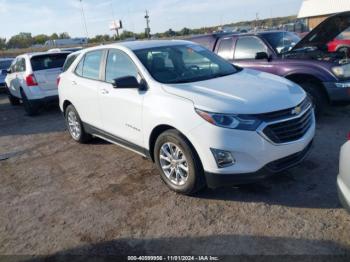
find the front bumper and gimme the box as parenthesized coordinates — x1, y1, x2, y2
(205, 141, 313, 188)
(323, 82, 350, 103)
(337, 176, 350, 213)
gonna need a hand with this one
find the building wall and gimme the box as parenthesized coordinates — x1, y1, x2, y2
(307, 15, 329, 29)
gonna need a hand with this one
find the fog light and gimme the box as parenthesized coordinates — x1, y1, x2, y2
(210, 148, 235, 168)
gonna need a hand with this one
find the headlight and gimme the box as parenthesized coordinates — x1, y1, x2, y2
(332, 64, 350, 79)
(195, 109, 262, 131)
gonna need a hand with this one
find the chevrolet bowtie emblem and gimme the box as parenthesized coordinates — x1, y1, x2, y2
(292, 106, 302, 115)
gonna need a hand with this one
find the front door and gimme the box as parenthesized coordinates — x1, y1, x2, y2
(99, 49, 145, 147)
(231, 36, 276, 75)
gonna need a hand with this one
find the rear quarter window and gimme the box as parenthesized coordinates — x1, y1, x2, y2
(30, 53, 68, 71)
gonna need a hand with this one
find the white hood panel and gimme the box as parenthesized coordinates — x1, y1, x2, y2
(162, 69, 306, 114)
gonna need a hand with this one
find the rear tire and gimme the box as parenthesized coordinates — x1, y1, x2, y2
(154, 129, 205, 195)
(20, 89, 38, 116)
(299, 82, 328, 116)
(65, 104, 91, 143)
(7, 88, 20, 106)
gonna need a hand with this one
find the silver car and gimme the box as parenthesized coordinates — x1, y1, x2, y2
(337, 137, 350, 212)
(0, 58, 13, 89)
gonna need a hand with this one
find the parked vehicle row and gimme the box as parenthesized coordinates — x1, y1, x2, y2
(5, 51, 70, 115)
(188, 11, 350, 114)
(58, 40, 315, 195)
(0, 58, 14, 90)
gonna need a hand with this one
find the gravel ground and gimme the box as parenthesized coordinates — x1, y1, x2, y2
(0, 93, 350, 258)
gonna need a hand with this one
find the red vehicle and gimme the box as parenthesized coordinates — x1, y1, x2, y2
(327, 32, 350, 53)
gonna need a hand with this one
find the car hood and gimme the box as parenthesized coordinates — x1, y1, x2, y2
(292, 11, 350, 51)
(162, 69, 305, 114)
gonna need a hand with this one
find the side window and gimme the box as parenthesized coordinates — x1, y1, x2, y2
(17, 58, 26, 72)
(10, 59, 17, 72)
(75, 57, 84, 76)
(217, 38, 234, 60)
(105, 49, 138, 83)
(75, 51, 103, 80)
(234, 37, 267, 59)
(82, 51, 103, 80)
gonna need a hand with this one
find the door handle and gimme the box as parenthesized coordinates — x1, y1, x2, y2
(101, 89, 109, 94)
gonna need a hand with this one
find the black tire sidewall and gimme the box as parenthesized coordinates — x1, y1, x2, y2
(20, 89, 38, 116)
(299, 82, 327, 115)
(154, 130, 204, 194)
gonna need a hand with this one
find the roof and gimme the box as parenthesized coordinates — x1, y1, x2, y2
(298, 0, 350, 18)
(106, 40, 194, 50)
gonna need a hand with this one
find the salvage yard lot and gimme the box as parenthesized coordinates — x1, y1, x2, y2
(0, 93, 350, 256)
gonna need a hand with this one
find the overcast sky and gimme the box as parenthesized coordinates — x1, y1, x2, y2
(0, 0, 303, 39)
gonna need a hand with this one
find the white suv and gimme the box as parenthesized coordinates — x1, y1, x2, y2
(58, 40, 315, 194)
(5, 51, 70, 115)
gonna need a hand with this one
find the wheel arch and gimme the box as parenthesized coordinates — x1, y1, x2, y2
(148, 124, 199, 163)
(62, 100, 73, 114)
(285, 73, 330, 103)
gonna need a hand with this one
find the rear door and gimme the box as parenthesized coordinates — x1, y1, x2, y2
(31, 53, 68, 91)
(6, 58, 25, 97)
(69, 50, 104, 129)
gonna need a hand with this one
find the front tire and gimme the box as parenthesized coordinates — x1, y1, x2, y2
(299, 82, 328, 116)
(154, 129, 205, 195)
(65, 104, 91, 143)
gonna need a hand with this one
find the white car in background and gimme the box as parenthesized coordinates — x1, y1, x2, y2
(58, 40, 315, 195)
(5, 51, 70, 115)
(337, 135, 350, 212)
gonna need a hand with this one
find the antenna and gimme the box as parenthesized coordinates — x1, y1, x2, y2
(79, 0, 89, 39)
(145, 10, 151, 39)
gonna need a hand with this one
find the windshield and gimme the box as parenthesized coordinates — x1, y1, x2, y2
(0, 60, 13, 70)
(134, 44, 238, 84)
(261, 32, 300, 54)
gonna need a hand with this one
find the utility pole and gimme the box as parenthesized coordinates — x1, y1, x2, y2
(145, 10, 151, 39)
(255, 12, 259, 31)
(79, 0, 89, 39)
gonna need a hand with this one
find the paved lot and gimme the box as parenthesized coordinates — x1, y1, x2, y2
(0, 93, 350, 257)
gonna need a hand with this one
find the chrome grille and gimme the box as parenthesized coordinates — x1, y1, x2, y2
(261, 103, 314, 144)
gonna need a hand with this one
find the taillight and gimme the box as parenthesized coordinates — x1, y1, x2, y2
(25, 74, 38, 86)
(57, 76, 60, 87)
(347, 132, 350, 141)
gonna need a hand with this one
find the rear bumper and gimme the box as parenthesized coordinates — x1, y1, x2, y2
(337, 176, 350, 213)
(205, 140, 313, 189)
(29, 95, 58, 106)
(323, 82, 350, 103)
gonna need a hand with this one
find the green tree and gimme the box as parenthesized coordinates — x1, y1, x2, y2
(0, 38, 6, 49)
(180, 27, 191, 36)
(59, 32, 70, 39)
(7, 33, 33, 48)
(164, 28, 176, 37)
(33, 34, 49, 45)
(50, 33, 59, 40)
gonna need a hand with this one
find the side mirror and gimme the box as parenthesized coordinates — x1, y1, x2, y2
(113, 76, 140, 89)
(255, 52, 269, 60)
